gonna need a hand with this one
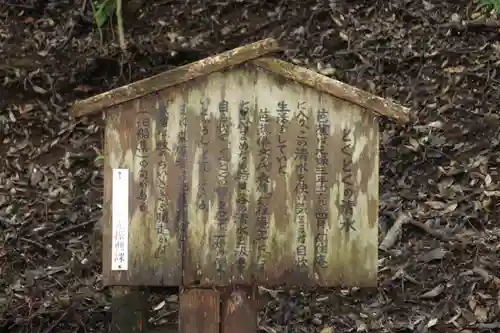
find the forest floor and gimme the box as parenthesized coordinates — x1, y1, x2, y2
(1, 0, 500, 332)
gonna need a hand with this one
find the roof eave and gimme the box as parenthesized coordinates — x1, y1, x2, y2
(251, 57, 411, 124)
(70, 38, 282, 118)
(70, 38, 411, 124)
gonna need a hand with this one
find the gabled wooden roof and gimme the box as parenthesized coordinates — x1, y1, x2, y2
(70, 38, 410, 123)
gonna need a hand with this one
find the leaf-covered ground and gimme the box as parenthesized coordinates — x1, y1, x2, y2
(1, 0, 499, 332)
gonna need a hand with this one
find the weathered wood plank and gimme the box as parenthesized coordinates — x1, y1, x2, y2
(179, 289, 220, 333)
(249, 74, 320, 286)
(227, 97, 255, 284)
(70, 38, 281, 118)
(179, 64, 378, 287)
(251, 57, 411, 124)
(221, 287, 257, 333)
(182, 86, 221, 285)
(312, 98, 379, 287)
(183, 73, 255, 285)
(151, 93, 183, 278)
(102, 96, 183, 286)
(102, 62, 378, 288)
(110, 287, 149, 333)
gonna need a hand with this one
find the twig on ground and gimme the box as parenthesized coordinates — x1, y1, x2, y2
(81, 0, 88, 12)
(42, 309, 69, 333)
(19, 237, 57, 256)
(470, 322, 500, 330)
(42, 219, 97, 239)
(440, 18, 500, 30)
(379, 213, 411, 251)
(408, 219, 454, 241)
(380, 213, 458, 250)
(1, 2, 34, 8)
(59, 18, 76, 49)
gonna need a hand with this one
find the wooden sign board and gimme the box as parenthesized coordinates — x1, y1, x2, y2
(101, 64, 379, 288)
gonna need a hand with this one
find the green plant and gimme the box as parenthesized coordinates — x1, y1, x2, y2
(91, 0, 116, 28)
(90, 0, 126, 50)
(477, 0, 500, 14)
(95, 155, 105, 162)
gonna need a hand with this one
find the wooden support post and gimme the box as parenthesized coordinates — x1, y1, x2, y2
(179, 288, 220, 333)
(110, 286, 149, 333)
(221, 287, 258, 333)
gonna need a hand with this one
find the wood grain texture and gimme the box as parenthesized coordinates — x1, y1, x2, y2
(71, 41, 410, 124)
(179, 289, 220, 333)
(221, 287, 257, 333)
(102, 95, 184, 286)
(110, 287, 149, 333)
(101, 63, 379, 288)
(251, 57, 411, 124)
(177, 65, 378, 287)
(70, 38, 281, 118)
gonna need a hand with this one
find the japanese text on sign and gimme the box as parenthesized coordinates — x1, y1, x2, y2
(214, 100, 230, 272)
(136, 112, 151, 212)
(276, 101, 290, 174)
(112, 169, 129, 271)
(294, 101, 309, 269)
(256, 106, 271, 270)
(197, 100, 210, 212)
(155, 96, 170, 257)
(235, 100, 251, 272)
(341, 128, 356, 232)
(176, 104, 188, 238)
(315, 108, 329, 268)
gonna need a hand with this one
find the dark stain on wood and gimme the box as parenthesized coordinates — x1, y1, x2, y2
(101, 61, 379, 289)
(221, 287, 257, 333)
(110, 287, 149, 333)
(179, 289, 220, 333)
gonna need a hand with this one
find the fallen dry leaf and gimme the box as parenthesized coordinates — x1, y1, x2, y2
(420, 284, 446, 299)
(425, 201, 447, 210)
(418, 248, 449, 262)
(320, 327, 334, 333)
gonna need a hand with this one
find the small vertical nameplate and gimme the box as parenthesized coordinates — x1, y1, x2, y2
(112, 168, 129, 271)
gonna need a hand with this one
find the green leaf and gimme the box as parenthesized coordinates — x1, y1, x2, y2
(92, 0, 117, 28)
(95, 155, 105, 162)
(478, 0, 500, 12)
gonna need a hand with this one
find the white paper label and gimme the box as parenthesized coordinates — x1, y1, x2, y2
(111, 168, 129, 271)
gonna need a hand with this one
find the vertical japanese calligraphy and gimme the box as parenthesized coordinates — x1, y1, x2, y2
(176, 104, 188, 236)
(123, 68, 380, 288)
(136, 111, 151, 212)
(341, 128, 356, 232)
(314, 108, 329, 268)
(214, 100, 230, 272)
(276, 101, 290, 174)
(235, 100, 251, 272)
(256, 107, 271, 270)
(155, 96, 170, 257)
(197, 100, 210, 212)
(294, 101, 309, 269)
